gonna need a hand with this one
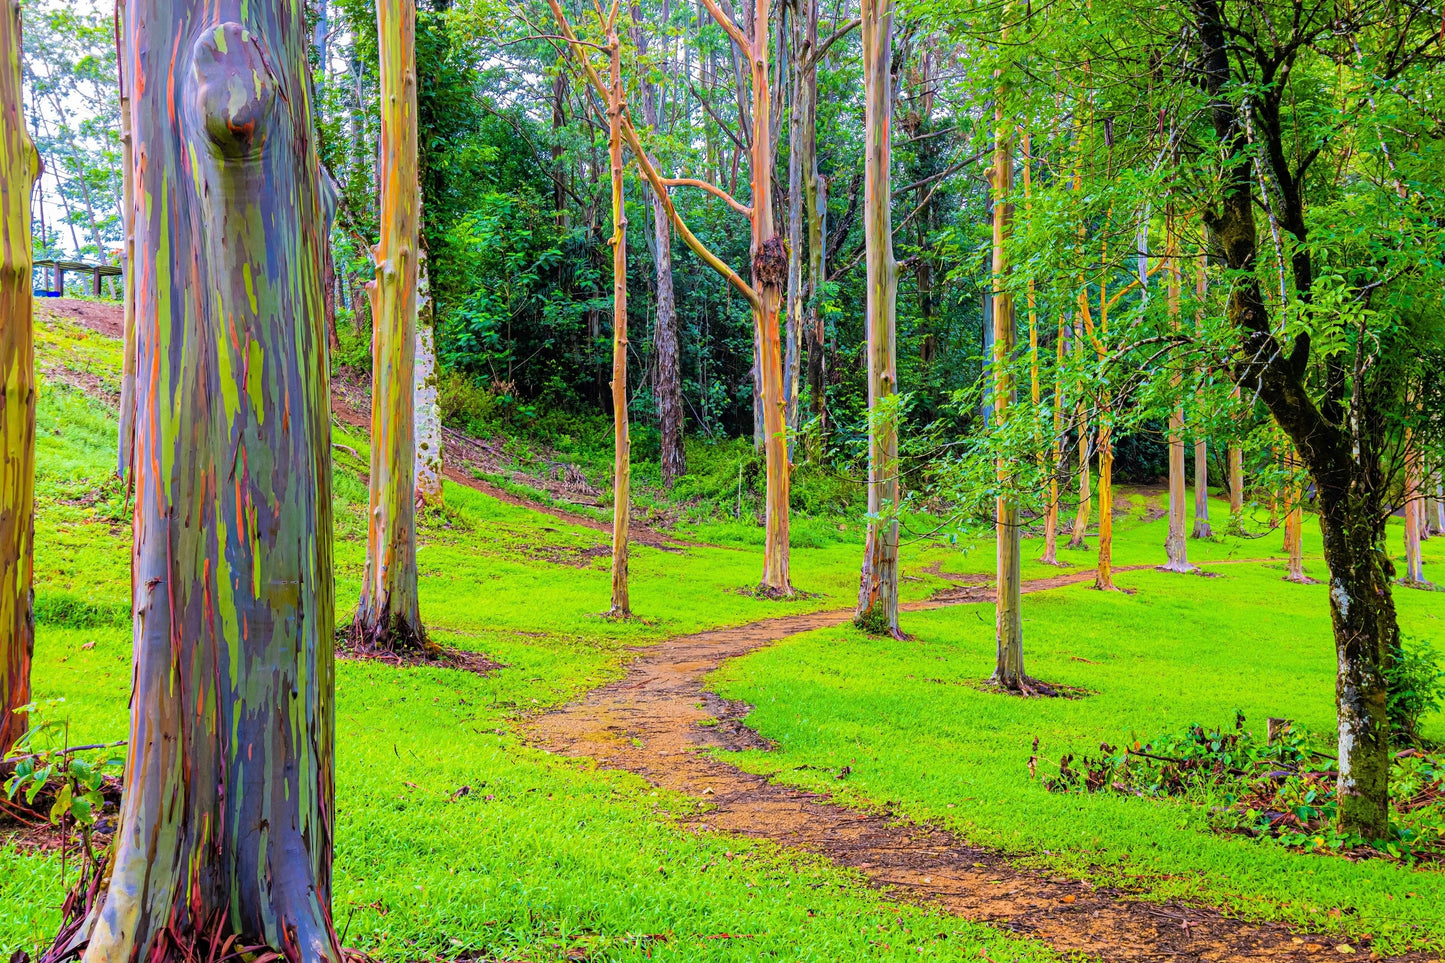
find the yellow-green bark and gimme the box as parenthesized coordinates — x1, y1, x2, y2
(355, 0, 426, 651)
(0, 0, 38, 757)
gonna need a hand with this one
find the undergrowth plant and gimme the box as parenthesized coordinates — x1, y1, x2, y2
(1038, 711, 1445, 865)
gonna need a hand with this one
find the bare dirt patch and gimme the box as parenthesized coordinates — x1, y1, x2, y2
(35, 298, 123, 339)
(527, 569, 1428, 962)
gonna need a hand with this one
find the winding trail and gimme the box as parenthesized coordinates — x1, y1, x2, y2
(529, 566, 1427, 963)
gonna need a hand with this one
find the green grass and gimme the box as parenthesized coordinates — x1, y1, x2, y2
(3, 318, 1055, 962)
(7, 307, 1443, 959)
(711, 497, 1445, 955)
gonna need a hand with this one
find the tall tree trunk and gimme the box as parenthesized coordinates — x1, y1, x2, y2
(606, 17, 631, 617)
(1192, 236, 1213, 538)
(1194, 0, 1395, 839)
(1227, 429, 1245, 532)
(1163, 212, 1194, 572)
(1041, 311, 1065, 565)
(0, 0, 38, 759)
(783, 3, 804, 450)
(414, 247, 443, 508)
(632, 5, 684, 485)
(855, 0, 899, 636)
(1066, 342, 1091, 550)
(990, 39, 1023, 684)
(745, 0, 792, 595)
(116, 0, 136, 485)
(354, 0, 425, 652)
(71, 10, 340, 959)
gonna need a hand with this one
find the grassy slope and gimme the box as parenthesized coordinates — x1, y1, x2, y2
(713, 496, 1445, 955)
(2, 313, 1055, 963)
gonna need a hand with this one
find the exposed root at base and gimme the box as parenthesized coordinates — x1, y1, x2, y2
(338, 640, 503, 677)
(986, 674, 1084, 699)
(347, 612, 435, 660)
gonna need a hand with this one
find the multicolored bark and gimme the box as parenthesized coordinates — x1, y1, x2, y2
(989, 41, 1023, 683)
(605, 8, 631, 617)
(0, 0, 39, 758)
(855, 0, 899, 636)
(355, 0, 426, 651)
(1402, 433, 1426, 586)
(72, 7, 340, 959)
(1192, 239, 1213, 538)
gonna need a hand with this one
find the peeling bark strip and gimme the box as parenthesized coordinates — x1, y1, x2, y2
(70, 6, 341, 960)
(0, 0, 39, 758)
(414, 249, 443, 508)
(355, 0, 425, 652)
(855, 0, 899, 636)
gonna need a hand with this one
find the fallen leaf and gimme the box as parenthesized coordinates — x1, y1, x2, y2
(1303, 945, 1324, 954)
(1061, 895, 1076, 904)
(1335, 947, 1354, 955)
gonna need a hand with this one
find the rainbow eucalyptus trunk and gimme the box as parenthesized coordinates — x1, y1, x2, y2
(855, 0, 898, 636)
(66, 8, 340, 959)
(747, 0, 792, 597)
(1162, 219, 1194, 573)
(414, 249, 443, 508)
(1227, 441, 1245, 530)
(605, 22, 631, 618)
(989, 48, 1023, 684)
(1066, 320, 1092, 551)
(355, 0, 425, 652)
(0, 0, 38, 758)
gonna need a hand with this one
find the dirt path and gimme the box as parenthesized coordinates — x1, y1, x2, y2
(528, 566, 1426, 963)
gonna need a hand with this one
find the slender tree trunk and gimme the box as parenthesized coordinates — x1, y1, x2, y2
(1095, 413, 1115, 589)
(783, 6, 804, 451)
(1041, 311, 1065, 564)
(116, 0, 136, 485)
(1403, 434, 1426, 586)
(606, 19, 631, 617)
(1228, 430, 1245, 530)
(1066, 321, 1091, 549)
(413, 248, 443, 508)
(1283, 449, 1308, 583)
(1192, 239, 1213, 538)
(855, 0, 899, 636)
(0, 0, 38, 759)
(70, 9, 340, 959)
(633, 7, 684, 485)
(1163, 213, 1194, 572)
(354, 0, 425, 652)
(990, 40, 1023, 683)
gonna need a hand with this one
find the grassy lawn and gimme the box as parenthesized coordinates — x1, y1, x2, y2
(6, 311, 1442, 959)
(712, 499, 1445, 956)
(3, 314, 1054, 962)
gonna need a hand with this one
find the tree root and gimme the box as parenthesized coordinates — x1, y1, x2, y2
(348, 610, 435, 658)
(987, 674, 1077, 699)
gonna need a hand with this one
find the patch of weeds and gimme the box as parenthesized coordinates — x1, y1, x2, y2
(1039, 711, 1445, 866)
(1387, 635, 1445, 745)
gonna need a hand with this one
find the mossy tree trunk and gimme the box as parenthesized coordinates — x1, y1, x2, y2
(69, 6, 341, 959)
(0, 0, 39, 758)
(855, 0, 899, 636)
(355, 0, 426, 653)
(1194, 0, 1398, 839)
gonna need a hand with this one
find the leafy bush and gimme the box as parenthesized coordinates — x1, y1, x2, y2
(1387, 635, 1445, 745)
(1037, 713, 1445, 865)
